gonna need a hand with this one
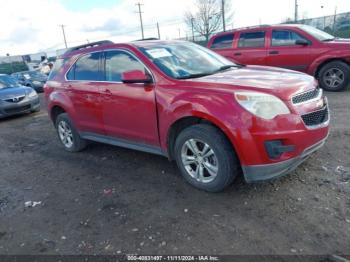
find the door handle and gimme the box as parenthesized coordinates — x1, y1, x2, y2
(269, 51, 279, 55)
(103, 88, 112, 94)
(234, 52, 242, 56)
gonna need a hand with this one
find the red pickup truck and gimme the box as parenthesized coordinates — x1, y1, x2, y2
(45, 40, 329, 192)
(208, 24, 350, 91)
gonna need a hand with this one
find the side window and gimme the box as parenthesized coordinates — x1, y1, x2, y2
(238, 31, 265, 48)
(272, 30, 308, 46)
(67, 52, 102, 81)
(211, 34, 234, 49)
(105, 50, 146, 82)
(49, 58, 66, 81)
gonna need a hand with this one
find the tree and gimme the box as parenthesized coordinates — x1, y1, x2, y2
(185, 0, 233, 42)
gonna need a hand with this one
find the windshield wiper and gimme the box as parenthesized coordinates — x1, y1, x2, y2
(322, 38, 336, 42)
(176, 72, 214, 79)
(215, 64, 243, 72)
(176, 64, 244, 79)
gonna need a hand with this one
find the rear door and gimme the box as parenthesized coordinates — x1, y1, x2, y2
(65, 52, 104, 134)
(266, 29, 313, 72)
(233, 31, 268, 65)
(209, 33, 236, 62)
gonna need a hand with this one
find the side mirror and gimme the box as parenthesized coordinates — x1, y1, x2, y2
(295, 39, 309, 46)
(121, 70, 152, 84)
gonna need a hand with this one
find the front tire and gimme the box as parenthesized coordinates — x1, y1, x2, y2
(174, 124, 240, 192)
(55, 113, 87, 152)
(318, 61, 350, 92)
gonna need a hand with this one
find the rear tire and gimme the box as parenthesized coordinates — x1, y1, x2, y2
(174, 124, 240, 192)
(55, 113, 87, 152)
(318, 61, 350, 92)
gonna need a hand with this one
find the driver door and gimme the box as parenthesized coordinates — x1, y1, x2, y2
(99, 50, 159, 147)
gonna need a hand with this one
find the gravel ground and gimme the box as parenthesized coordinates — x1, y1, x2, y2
(0, 91, 349, 256)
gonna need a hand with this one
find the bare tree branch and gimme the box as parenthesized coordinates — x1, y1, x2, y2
(185, 0, 233, 41)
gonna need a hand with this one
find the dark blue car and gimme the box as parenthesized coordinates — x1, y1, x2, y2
(11, 71, 47, 93)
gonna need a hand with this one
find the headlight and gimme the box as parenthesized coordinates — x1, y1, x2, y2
(33, 81, 41, 85)
(234, 91, 290, 120)
(28, 89, 38, 98)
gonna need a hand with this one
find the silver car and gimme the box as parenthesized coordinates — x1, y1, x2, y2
(0, 74, 40, 118)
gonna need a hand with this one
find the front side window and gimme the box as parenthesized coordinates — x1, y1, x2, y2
(238, 31, 266, 48)
(105, 50, 146, 82)
(272, 30, 309, 46)
(211, 34, 234, 49)
(139, 42, 237, 79)
(67, 52, 102, 81)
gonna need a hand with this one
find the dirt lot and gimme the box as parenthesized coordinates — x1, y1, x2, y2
(0, 91, 349, 256)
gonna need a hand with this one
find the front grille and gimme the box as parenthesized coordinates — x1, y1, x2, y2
(4, 105, 31, 114)
(3, 95, 25, 103)
(301, 106, 328, 127)
(292, 88, 320, 104)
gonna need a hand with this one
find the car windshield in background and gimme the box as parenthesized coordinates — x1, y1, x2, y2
(299, 25, 335, 41)
(28, 71, 46, 78)
(0, 75, 19, 89)
(139, 42, 239, 79)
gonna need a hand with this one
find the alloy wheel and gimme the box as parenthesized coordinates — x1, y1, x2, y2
(58, 120, 74, 148)
(181, 139, 219, 183)
(323, 68, 345, 89)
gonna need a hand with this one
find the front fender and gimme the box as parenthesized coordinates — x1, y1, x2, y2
(158, 90, 247, 164)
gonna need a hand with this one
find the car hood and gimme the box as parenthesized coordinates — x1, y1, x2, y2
(0, 86, 33, 100)
(189, 65, 316, 100)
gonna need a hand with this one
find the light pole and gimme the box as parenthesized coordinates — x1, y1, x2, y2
(294, 0, 298, 22)
(191, 17, 195, 42)
(59, 25, 68, 48)
(321, 5, 326, 30)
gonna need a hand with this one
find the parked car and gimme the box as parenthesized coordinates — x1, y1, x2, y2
(0, 74, 40, 118)
(12, 71, 48, 92)
(208, 24, 350, 91)
(45, 40, 329, 192)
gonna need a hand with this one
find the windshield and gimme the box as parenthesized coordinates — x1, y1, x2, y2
(28, 71, 47, 78)
(139, 42, 238, 79)
(299, 25, 335, 41)
(0, 75, 19, 89)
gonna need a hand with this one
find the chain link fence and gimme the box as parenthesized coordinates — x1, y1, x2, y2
(291, 11, 350, 38)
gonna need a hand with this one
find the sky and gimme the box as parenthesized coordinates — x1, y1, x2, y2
(1, 0, 350, 56)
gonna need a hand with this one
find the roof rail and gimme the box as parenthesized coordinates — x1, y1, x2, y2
(221, 24, 271, 33)
(64, 40, 114, 54)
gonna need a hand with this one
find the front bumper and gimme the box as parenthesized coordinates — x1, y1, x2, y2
(0, 96, 40, 118)
(242, 135, 327, 183)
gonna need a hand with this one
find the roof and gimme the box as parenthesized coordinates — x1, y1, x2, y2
(60, 39, 187, 58)
(213, 23, 308, 36)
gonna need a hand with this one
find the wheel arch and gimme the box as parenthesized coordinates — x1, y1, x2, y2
(314, 58, 350, 78)
(50, 105, 67, 125)
(166, 114, 241, 164)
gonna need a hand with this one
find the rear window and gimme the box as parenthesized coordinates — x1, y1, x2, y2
(211, 34, 234, 49)
(48, 58, 66, 80)
(66, 52, 102, 81)
(238, 31, 265, 48)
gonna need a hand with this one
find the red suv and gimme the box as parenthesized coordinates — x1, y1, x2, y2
(208, 24, 350, 91)
(45, 40, 329, 192)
